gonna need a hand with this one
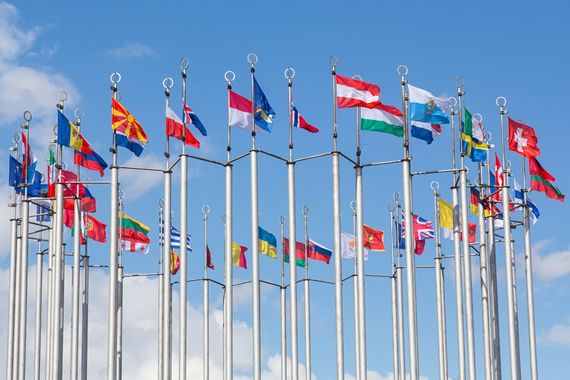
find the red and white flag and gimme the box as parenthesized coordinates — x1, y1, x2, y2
(494, 153, 504, 188)
(291, 105, 319, 133)
(165, 105, 200, 148)
(229, 90, 264, 132)
(508, 118, 540, 157)
(336, 74, 381, 109)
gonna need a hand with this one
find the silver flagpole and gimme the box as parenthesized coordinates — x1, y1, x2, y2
(33, 243, 44, 380)
(303, 206, 312, 380)
(17, 111, 32, 380)
(14, 236, 22, 380)
(247, 52, 262, 380)
(330, 54, 345, 380)
(398, 64, 420, 380)
(224, 70, 235, 380)
(71, 109, 84, 380)
(158, 203, 164, 380)
(456, 80, 477, 380)
(108, 74, 121, 380)
(203, 205, 211, 380)
(46, 192, 55, 380)
(449, 96, 466, 380)
(180, 57, 190, 380)
(432, 182, 449, 380)
(117, 265, 124, 380)
(6, 137, 19, 380)
(162, 77, 174, 380)
(389, 205, 400, 380)
(395, 196, 406, 380)
(521, 156, 538, 380)
(351, 202, 361, 380)
(285, 66, 299, 380)
(280, 216, 287, 380)
(81, 254, 90, 380)
(496, 96, 521, 380)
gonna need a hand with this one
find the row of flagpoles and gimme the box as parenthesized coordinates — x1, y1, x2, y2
(4, 53, 565, 380)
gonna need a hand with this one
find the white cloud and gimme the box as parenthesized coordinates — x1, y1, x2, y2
(106, 42, 155, 60)
(0, 2, 39, 62)
(532, 240, 570, 282)
(119, 154, 165, 200)
(539, 317, 570, 347)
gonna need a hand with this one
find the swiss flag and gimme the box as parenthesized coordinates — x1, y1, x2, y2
(508, 118, 540, 157)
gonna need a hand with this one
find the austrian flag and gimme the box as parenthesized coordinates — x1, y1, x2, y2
(336, 74, 381, 109)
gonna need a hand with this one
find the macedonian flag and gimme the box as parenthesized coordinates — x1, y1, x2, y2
(112, 98, 148, 143)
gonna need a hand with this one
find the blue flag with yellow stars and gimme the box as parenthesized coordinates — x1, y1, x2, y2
(254, 77, 275, 132)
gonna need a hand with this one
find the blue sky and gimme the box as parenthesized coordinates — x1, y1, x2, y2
(0, 0, 569, 379)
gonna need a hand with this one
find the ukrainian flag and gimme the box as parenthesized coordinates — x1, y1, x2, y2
(258, 226, 277, 258)
(253, 77, 275, 132)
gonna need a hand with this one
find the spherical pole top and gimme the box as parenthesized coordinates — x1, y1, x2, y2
(12, 133, 20, 145)
(159, 199, 165, 209)
(284, 67, 296, 80)
(393, 192, 400, 202)
(59, 90, 69, 102)
(349, 200, 356, 211)
(280, 215, 285, 225)
(448, 96, 458, 108)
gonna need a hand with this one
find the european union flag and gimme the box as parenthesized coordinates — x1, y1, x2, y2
(254, 77, 275, 132)
(9, 156, 47, 197)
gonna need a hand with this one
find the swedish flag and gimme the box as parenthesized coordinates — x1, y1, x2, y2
(254, 77, 275, 132)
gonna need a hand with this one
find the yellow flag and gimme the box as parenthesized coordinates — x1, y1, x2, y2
(438, 198, 453, 230)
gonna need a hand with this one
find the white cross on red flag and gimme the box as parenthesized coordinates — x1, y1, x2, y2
(508, 118, 540, 157)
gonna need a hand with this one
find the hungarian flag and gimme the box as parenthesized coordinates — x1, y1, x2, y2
(82, 214, 107, 243)
(283, 237, 307, 267)
(307, 239, 332, 264)
(165, 105, 200, 148)
(291, 105, 319, 133)
(508, 118, 540, 157)
(361, 104, 404, 137)
(528, 157, 565, 201)
(336, 74, 381, 109)
(231, 242, 247, 269)
(362, 224, 385, 251)
(206, 245, 215, 270)
(74, 150, 107, 177)
(183, 102, 208, 136)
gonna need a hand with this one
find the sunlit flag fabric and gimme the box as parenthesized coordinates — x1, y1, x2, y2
(74, 150, 107, 177)
(170, 250, 180, 275)
(183, 102, 208, 136)
(50, 168, 86, 198)
(229, 90, 263, 132)
(57, 111, 92, 154)
(408, 84, 450, 124)
(112, 98, 147, 156)
(411, 121, 442, 144)
(336, 74, 381, 108)
(528, 157, 565, 201)
(513, 179, 540, 224)
(206, 245, 215, 270)
(9, 156, 46, 197)
(253, 77, 276, 132)
(158, 219, 192, 251)
(20, 132, 37, 183)
(63, 186, 96, 213)
(82, 214, 107, 243)
(258, 226, 278, 258)
(401, 212, 435, 255)
(47, 147, 56, 197)
(231, 242, 247, 269)
(363, 224, 385, 251)
(360, 105, 404, 137)
(119, 213, 151, 253)
(291, 105, 319, 133)
(508, 118, 540, 158)
(460, 223, 477, 244)
(283, 237, 307, 267)
(165, 104, 200, 148)
(470, 187, 480, 215)
(307, 239, 332, 264)
(438, 198, 454, 239)
(341, 232, 368, 260)
(462, 108, 489, 162)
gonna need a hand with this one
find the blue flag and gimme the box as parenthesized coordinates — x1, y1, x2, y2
(253, 77, 275, 132)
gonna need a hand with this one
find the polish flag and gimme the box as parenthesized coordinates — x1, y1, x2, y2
(229, 90, 264, 132)
(165, 105, 200, 148)
(336, 74, 381, 109)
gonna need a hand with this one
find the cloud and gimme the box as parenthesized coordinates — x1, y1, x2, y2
(0, 2, 39, 62)
(539, 317, 570, 347)
(532, 240, 570, 282)
(106, 42, 155, 60)
(119, 154, 165, 200)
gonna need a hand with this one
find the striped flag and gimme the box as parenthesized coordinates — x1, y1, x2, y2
(336, 74, 381, 108)
(159, 218, 192, 251)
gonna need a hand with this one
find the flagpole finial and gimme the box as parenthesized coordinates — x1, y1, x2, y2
(23, 111, 32, 122)
(110, 72, 121, 84)
(329, 54, 339, 68)
(473, 113, 483, 123)
(430, 181, 440, 191)
(202, 204, 211, 215)
(10, 133, 19, 152)
(180, 57, 189, 70)
(247, 52, 258, 66)
(280, 215, 285, 225)
(302, 205, 310, 216)
(448, 96, 457, 110)
(57, 90, 68, 109)
(284, 67, 295, 80)
(496, 96, 507, 115)
(352, 74, 362, 81)
(455, 76, 464, 93)
(350, 200, 356, 212)
(393, 192, 400, 202)
(159, 198, 165, 209)
(162, 77, 174, 90)
(224, 70, 236, 85)
(396, 64, 408, 77)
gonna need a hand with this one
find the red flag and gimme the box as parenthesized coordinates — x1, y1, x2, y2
(460, 223, 477, 244)
(528, 157, 565, 201)
(165, 105, 200, 148)
(508, 118, 540, 157)
(362, 224, 385, 251)
(83, 214, 107, 243)
(206, 245, 215, 270)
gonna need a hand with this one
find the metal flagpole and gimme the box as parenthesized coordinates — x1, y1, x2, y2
(14, 236, 22, 380)
(117, 265, 124, 380)
(108, 74, 121, 380)
(158, 203, 164, 380)
(224, 70, 235, 380)
(449, 95, 466, 380)
(162, 77, 174, 380)
(456, 79, 477, 380)
(496, 96, 521, 380)
(395, 196, 406, 380)
(351, 202, 361, 380)
(432, 182, 449, 380)
(280, 216, 287, 380)
(303, 206, 312, 380)
(46, 190, 55, 380)
(398, 64, 420, 380)
(389, 205, 400, 380)
(180, 57, 190, 380)
(521, 156, 538, 380)
(330, 54, 345, 380)
(285, 66, 300, 380)
(71, 109, 84, 380)
(203, 205, 211, 380)
(81, 254, 90, 380)
(34, 242, 44, 380)
(247, 52, 262, 380)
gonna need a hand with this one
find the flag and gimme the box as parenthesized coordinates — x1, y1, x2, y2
(397, 221, 426, 255)
(170, 250, 180, 275)
(57, 111, 92, 154)
(508, 118, 540, 157)
(120, 212, 150, 252)
(47, 147, 56, 197)
(291, 105, 319, 133)
(120, 234, 150, 253)
(74, 150, 107, 177)
(460, 223, 477, 244)
(229, 90, 262, 132)
(231, 242, 247, 269)
(258, 226, 278, 258)
(112, 98, 147, 156)
(9, 156, 47, 197)
(206, 245, 215, 269)
(462, 108, 489, 162)
(158, 219, 192, 251)
(363, 224, 385, 251)
(283, 237, 307, 267)
(307, 239, 332, 264)
(336, 74, 381, 108)
(470, 187, 480, 215)
(54, 169, 86, 198)
(341, 232, 369, 260)
(411, 121, 442, 144)
(513, 179, 540, 224)
(408, 84, 450, 124)
(21, 132, 37, 183)
(402, 213, 435, 255)
(528, 157, 565, 201)
(35, 200, 51, 222)
(83, 214, 107, 243)
(183, 102, 208, 136)
(165, 105, 200, 148)
(63, 188, 96, 213)
(438, 198, 454, 229)
(253, 77, 276, 132)
(494, 153, 505, 196)
(360, 105, 404, 137)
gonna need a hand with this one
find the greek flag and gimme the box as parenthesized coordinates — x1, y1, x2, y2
(159, 217, 192, 251)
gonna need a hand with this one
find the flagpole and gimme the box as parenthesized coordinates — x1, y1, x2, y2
(46, 185, 55, 380)
(81, 253, 90, 380)
(158, 202, 164, 380)
(179, 57, 190, 380)
(280, 216, 287, 380)
(224, 70, 235, 380)
(285, 66, 300, 380)
(162, 77, 174, 380)
(398, 64, 420, 380)
(395, 195, 406, 380)
(33, 243, 43, 380)
(116, 265, 124, 380)
(203, 205, 211, 380)
(303, 205, 312, 380)
(351, 201, 361, 380)
(14, 235, 22, 380)
(330, 54, 345, 380)
(449, 95, 466, 380)
(389, 204, 400, 380)
(496, 96, 521, 380)
(432, 182, 449, 380)
(521, 156, 538, 380)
